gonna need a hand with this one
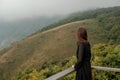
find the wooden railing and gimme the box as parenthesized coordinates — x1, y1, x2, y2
(45, 66, 120, 80)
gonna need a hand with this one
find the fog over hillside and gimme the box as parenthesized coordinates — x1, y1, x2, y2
(0, 0, 120, 49)
(0, 0, 120, 21)
(0, 16, 62, 49)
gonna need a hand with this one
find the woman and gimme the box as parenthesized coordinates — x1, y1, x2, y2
(74, 27, 92, 80)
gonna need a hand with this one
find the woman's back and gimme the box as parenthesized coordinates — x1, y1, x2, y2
(75, 27, 92, 80)
(82, 42, 91, 62)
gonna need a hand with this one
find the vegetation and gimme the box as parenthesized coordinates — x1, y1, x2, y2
(0, 6, 119, 80)
(40, 6, 120, 44)
(92, 44, 120, 80)
(13, 44, 120, 80)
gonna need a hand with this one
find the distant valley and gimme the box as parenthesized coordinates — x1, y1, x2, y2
(0, 16, 63, 49)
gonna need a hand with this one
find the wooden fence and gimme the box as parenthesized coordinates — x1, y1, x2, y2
(45, 66, 120, 80)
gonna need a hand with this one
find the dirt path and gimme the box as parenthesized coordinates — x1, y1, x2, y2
(27, 20, 88, 40)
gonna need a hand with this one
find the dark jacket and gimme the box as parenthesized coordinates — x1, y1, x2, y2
(74, 42, 92, 80)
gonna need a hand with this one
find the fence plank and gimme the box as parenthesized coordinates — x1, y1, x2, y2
(45, 66, 120, 80)
(45, 67, 74, 80)
(91, 66, 120, 72)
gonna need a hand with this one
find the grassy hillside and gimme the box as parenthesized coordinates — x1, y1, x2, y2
(0, 6, 119, 80)
(13, 44, 120, 80)
(0, 19, 103, 80)
(40, 6, 120, 44)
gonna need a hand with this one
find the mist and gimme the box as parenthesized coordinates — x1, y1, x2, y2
(0, 0, 120, 21)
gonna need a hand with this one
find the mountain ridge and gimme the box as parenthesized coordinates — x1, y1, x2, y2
(0, 19, 96, 79)
(0, 6, 119, 80)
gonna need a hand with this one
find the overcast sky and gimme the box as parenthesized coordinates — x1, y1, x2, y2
(0, 0, 120, 21)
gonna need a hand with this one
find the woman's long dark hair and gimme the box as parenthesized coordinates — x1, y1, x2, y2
(76, 27, 88, 44)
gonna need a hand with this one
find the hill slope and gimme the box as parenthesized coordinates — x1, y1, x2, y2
(0, 6, 120, 80)
(40, 6, 120, 44)
(0, 19, 102, 79)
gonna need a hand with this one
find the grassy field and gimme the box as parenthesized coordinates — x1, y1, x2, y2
(0, 6, 119, 80)
(0, 19, 106, 79)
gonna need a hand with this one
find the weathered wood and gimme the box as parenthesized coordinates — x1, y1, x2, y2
(91, 66, 120, 73)
(45, 66, 120, 80)
(45, 67, 74, 80)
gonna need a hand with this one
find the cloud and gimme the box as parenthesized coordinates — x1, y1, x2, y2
(0, 0, 120, 21)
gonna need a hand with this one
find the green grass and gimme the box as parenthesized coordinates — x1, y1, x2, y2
(0, 19, 105, 80)
(0, 6, 119, 80)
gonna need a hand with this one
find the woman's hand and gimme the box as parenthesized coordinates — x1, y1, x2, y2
(72, 65, 74, 68)
(72, 65, 76, 71)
